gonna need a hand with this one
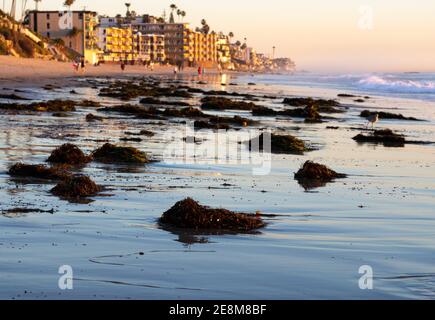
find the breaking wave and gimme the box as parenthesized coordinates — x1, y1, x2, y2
(357, 76, 435, 94)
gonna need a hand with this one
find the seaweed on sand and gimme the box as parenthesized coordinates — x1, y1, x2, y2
(283, 97, 339, 107)
(200, 96, 257, 111)
(92, 143, 151, 164)
(86, 113, 104, 122)
(51, 175, 102, 199)
(162, 107, 206, 118)
(194, 120, 231, 130)
(99, 81, 193, 100)
(47, 144, 92, 165)
(125, 130, 155, 137)
(248, 132, 310, 155)
(98, 104, 164, 120)
(79, 100, 101, 107)
(140, 97, 191, 107)
(353, 129, 406, 147)
(294, 161, 347, 190)
(8, 163, 71, 181)
(0, 100, 76, 112)
(360, 110, 422, 121)
(159, 198, 266, 231)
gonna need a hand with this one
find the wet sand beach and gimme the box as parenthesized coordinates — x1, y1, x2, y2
(1, 67, 435, 299)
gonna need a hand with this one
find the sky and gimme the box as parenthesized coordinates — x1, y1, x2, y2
(4, 0, 435, 72)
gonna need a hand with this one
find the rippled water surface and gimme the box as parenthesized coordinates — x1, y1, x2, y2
(1, 73, 435, 299)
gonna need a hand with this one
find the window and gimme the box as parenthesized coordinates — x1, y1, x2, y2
(47, 32, 51, 38)
(59, 12, 63, 17)
(46, 13, 50, 19)
(47, 23, 50, 29)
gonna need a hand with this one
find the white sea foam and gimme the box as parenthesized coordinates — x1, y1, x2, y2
(357, 76, 435, 93)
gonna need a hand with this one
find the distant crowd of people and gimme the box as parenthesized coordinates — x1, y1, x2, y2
(73, 56, 222, 77)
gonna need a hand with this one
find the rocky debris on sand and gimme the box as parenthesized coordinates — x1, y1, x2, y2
(252, 105, 340, 120)
(47, 144, 92, 165)
(86, 113, 104, 122)
(0, 99, 76, 112)
(283, 97, 339, 107)
(125, 130, 155, 137)
(200, 97, 257, 111)
(99, 81, 192, 100)
(248, 132, 310, 155)
(163, 107, 206, 118)
(194, 120, 230, 130)
(294, 161, 347, 190)
(120, 137, 142, 142)
(360, 110, 422, 121)
(51, 175, 102, 199)
(159, 198, 266, 231)
(353, 129, 406, 147)
(0, 93, 30, 100)
(92, 143, 151, 164)
(140, 97, 191, 107)
(80, 100, 101, 107)
(8, 163, 71, 181)
(99, 104, 164, 120)
(338, 93, 358, 98)
(52, 112, 71, 117)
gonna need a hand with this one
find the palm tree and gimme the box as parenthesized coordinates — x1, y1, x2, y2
(181, 11, 186, 22)
(125, 3, 131, 17)
(34, 0, 41, 11)
(229, 32, 234, 38)
(176, 9, 181, 21)
(64, 0, 75, 9)
(170, 4, 177, 16)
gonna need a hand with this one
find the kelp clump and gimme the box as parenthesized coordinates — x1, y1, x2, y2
(47, 144, 92, 165)
(353, 129, 405, 147)
(294, 161, 347, 190)
(0, 99, 76, 112)
(8, 163, 71, 181)
(249, 132, 310, 155)
(92, 143, 150, 164)
(159, 198, 266, 231)
(360, 110, 422, 121)
(200, 97, 257, 111)
(51, 175, 102, 199)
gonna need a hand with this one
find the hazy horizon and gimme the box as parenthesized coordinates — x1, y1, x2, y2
(4, 0, 435, 73)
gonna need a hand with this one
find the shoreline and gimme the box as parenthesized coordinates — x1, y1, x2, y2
(0, 56, 237, 88)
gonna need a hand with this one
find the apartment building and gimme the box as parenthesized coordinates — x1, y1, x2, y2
(96, 26, 134, 62)
(97, 25, 165, 63)
(139, 34, 165, 63)
(216, 34, 232, 68)
(26, 10, 99, 63)
(99, 17, 218, 67)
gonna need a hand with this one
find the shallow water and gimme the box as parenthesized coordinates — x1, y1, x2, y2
(1, 73, 435, 299)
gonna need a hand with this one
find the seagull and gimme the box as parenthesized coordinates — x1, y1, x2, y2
(366, 113, 379, 129)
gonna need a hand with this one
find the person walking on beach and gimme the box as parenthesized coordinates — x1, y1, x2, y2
(198, 66, 202, 76)
(80, 57, 86, 74)
(121, 61, 126, 71)
(174, 66, 178, 75)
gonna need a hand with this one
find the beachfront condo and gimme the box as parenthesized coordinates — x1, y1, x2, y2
(25, 10, 100, 64)
(96, 25, 165, 63)
(99, 17, 218, 67)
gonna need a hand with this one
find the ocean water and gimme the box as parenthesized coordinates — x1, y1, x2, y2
(0, 73, 434, 299)
(239, 72, 435, 102)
